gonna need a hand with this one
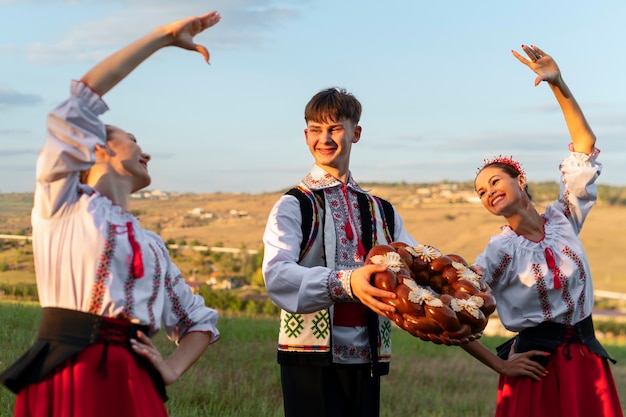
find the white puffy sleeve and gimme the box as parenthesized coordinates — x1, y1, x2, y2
(34, 81, 109, 219)
(554, 145, 601, 234)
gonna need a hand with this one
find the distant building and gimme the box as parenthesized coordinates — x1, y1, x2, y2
(130, 189, 171, 200)
(229, 209, 249, 218)
(188, 207, 216, 219)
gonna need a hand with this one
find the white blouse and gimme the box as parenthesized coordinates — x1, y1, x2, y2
(32, 80, 219, 344)
(476, 148, 602, 332)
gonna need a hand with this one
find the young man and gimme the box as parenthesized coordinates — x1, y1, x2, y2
(262, 87, 419, 417)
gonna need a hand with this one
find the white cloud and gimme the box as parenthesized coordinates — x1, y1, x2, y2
(0, 88, 43, 108)
(6, 0, 305, 65)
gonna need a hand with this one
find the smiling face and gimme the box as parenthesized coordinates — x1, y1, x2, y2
(303, 88, 363, 181)
(305, 118, 361, 180)
(104, 125, 152, 192)
(474, 165, 527, 217)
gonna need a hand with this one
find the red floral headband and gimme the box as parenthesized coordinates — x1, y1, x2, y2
(478, 155, 525, 177)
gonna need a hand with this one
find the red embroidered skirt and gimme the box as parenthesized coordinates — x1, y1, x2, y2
(495, 343, 623, 417)
(14, 343, 168, 417)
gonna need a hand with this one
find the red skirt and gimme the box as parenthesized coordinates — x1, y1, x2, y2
(496, 342, 623, 417)
(14, 343, 168, 417)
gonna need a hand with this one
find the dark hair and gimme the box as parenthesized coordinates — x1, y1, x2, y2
(476, 162, 533, 200)
(79, 124, 115, 184)
(304, 87, 361, 125)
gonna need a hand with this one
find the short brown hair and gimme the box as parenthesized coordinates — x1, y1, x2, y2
(304, 87, 361, 125)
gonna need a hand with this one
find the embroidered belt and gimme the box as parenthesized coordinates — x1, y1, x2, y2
(496, 315, 615, 366)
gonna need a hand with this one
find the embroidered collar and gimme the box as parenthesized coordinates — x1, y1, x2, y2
(301, 165, 364, 192)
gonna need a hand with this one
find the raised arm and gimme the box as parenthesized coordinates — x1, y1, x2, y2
(512, 45, 596, 154)
(81, 11, 221, 96)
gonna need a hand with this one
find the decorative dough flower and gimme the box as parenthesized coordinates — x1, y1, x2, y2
(405, 279, 443, 307)
(405, 244, 442, 262)
(369, 252, 405, 273)
(453, 261, 482, 289)
(450, 296, 484, 318)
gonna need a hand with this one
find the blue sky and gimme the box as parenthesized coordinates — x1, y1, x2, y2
(1, 0, 625, 194)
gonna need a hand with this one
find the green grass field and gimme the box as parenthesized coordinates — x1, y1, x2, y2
(1, 303, 625, 416)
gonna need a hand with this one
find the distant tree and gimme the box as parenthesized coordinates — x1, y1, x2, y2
(250, 268, 265, 287)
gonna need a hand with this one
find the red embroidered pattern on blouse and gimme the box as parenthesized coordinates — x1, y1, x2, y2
(88, 223, 117, 314)
(557, 272, 575, 326)
(562, 246, 586, 281)
(562, 246, 587, 319)
(329, 271, 345, 299)
(145, 244, 162, 330)
(164, 272, 194, 332)
(325, 188, 362, 268)
(304, 172, 339, 188)
(121, 268, 136, 319)
(533, 263, 553, 321)
(489, 253, 512, 285)
(330, 270, 353, 300)
(558, 188, 573, 219)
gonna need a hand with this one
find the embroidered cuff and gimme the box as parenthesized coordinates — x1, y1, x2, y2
(329, 270, 354, 301)
(567, 142, 601, 160)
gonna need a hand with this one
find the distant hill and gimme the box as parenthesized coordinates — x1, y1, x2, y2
(4, 181, 625, 293)
(1, 180, 626, 240)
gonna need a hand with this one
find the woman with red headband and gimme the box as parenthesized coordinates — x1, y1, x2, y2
(462, 45, 623, 417)
(0, 11, 222, 417)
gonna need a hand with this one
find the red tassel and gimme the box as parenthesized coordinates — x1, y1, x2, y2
(341, 183, 365, 257)
(356, 239, 366, 257)
(544, 247, 560, 289)
(126, 222, 144, 279)
(345, 221, 354, 240)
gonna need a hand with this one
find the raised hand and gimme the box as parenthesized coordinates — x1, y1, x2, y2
(81, 11, 221, 96)
(163, 11, 222, 63)
(511, 44, 561, 87)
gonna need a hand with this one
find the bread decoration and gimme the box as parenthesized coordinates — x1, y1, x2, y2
(365, 242, 496, 345)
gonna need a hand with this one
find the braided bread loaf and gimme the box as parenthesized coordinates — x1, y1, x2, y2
(365, 242, 496, 346)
